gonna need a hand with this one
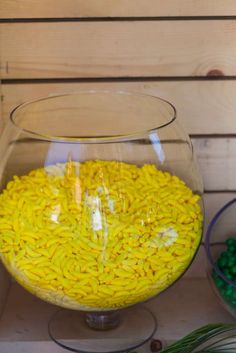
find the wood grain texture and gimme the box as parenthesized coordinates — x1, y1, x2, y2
(1, 0, 236, 18)
(2, 81, 236, 134)
(1, 21, 236, 79)
(193, 138, 236, 191)
(0, 80, 3, 132)
(204, 193, 236, 227)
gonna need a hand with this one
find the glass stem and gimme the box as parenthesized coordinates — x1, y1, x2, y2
(85, 311, 121, 331)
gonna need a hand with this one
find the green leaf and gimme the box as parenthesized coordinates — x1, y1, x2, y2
(160, 324, 236, 353)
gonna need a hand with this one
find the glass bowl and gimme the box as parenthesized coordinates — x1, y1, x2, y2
(0, 91, 203, 352)
(205, 198, 236, 318)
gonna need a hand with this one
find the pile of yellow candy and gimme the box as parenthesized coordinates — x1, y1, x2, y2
(0, 160, 202, 310)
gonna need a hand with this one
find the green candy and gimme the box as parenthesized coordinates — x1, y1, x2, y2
(228, 246, 236, 254)
(226, 238, 236, 247)
(225, 286, 233, 297)
(224, 269, 231, 276)
(230, 266, 236, 275)
(217, 258, 227, 269)
(212, 237, 236, 309)
(221, 252, 229, 259)
(227, 258, 235, 267)
(215, 277, 225, 289)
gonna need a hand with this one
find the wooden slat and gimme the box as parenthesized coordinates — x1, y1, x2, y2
(204, 193, 236, 228)
(2, 81, 236, 135)
(1, 0, 236, 18)
(193, 138, 236, 191)
(0, 79, 3, 132)
(1, 21, 236, 79)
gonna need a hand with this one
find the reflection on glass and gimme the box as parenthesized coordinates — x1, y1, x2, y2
(0, 91, 203, 312)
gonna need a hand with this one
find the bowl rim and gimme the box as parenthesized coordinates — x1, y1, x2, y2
(9, 90, 177, 143)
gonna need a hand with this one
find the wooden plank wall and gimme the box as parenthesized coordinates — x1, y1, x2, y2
(1, 1, 236, 230)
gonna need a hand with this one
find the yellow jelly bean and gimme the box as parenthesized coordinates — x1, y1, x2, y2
(0, 160, 202, 310)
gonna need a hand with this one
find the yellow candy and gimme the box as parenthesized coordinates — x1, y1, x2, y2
(0, 160, 202, 310)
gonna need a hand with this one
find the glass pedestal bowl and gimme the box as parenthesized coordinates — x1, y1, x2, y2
(0, 91, 203, 352)
(205, 199, 236, 318)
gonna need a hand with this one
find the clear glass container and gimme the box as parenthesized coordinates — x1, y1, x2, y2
(205, 199, 236, 318)
(0, 91, 203, 352)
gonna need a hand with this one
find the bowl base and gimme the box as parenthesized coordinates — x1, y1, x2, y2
(48, 305, 157, 353)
